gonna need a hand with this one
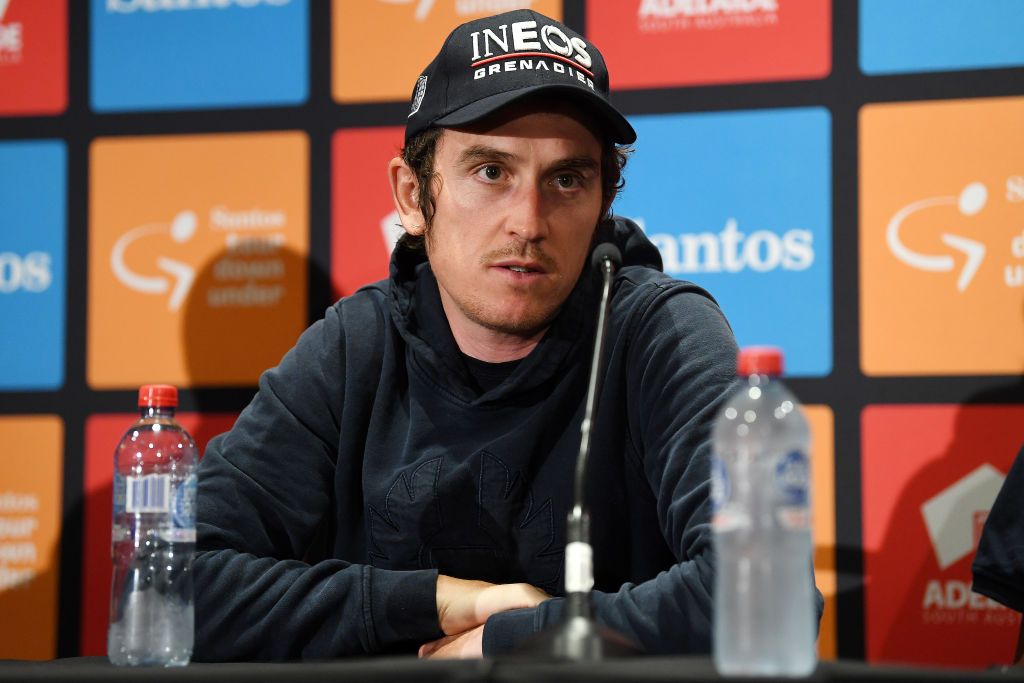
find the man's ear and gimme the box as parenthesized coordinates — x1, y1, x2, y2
(388, 157, 426, 237)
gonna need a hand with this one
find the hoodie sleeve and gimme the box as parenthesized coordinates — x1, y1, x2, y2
(972, 445, 1024, 612)
(483, 282, 824, 655)
(193, 302, 444, 661)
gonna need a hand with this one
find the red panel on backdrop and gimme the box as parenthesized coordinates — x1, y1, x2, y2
(0, 0, 66, 115)
(586, 0, 830, 90)
(80, 413, 237, 656)
(862, 405, 1024, 668)
(331, 127, 405, 299)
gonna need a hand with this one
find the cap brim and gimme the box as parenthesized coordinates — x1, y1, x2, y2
(434, 84, 636, 144)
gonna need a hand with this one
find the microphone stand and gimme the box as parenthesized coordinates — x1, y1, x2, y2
(514, 244, 642, 660)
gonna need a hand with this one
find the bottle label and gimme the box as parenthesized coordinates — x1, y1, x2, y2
(172, 474, 197, 530)
(711, 456, 751, 531)
(775, 449, 810, 530)
(710, 455, 730, 512)
(775, 450, 809, 506)
(161, 527, 197, 543)
(125, 474, 171, 513)
(113, 472, 126, 516)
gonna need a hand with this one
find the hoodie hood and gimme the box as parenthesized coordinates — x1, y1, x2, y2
(594, 215, 664, 273)
(387, 216, 664, 404)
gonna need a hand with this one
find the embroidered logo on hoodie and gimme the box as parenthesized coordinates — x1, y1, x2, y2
(367, 450, 562, 593)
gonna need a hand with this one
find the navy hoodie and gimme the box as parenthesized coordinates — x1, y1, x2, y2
(193, 218, 748, 660)
(972, 444, 1024, 613)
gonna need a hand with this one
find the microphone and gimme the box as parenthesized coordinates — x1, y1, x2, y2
(573, 242, 621, 572)
(514, 243, 641, 660)
(591, 242, 622, 275)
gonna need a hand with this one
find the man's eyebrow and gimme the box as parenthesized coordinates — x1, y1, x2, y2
(553, 156, 600, 172)
(457, 145, 516, 165)
(455, 147, 600, 172)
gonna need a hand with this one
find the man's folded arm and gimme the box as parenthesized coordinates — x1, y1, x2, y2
(192, 303, 446, 660)
(193, 550, 442, 660)
(483, 286, 822, 655)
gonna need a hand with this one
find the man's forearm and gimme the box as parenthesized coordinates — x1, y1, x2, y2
(193, 549, 443, 660)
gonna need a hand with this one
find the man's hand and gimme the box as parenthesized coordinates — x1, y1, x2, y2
(435, 575, 549, 635)
(419, 624, 485, 659)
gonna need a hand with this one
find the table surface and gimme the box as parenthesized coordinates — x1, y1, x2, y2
(1, 657, 1023, 683)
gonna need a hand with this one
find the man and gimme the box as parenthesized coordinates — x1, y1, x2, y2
(972, 444, 1024, 666)
(194, 9, 753, 660)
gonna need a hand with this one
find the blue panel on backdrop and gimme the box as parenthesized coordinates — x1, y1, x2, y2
(91, 0, 308, 112)
(617, 108, 832, 377)
(861, 0, 1024, 75)
(0, 141, 66, 390)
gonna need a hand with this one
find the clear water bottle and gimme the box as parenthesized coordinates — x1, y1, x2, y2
(108, 385, 197, 667)
(711, 347, 816, 676)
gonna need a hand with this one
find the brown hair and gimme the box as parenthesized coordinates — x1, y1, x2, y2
(395, 127, 632, 253)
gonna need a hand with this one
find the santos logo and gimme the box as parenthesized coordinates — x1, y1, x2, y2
(634, 217, 814, 274)
(106, 0, 290, 12)
(111, 206, 288, 311)
(888, 179, 1024, 292)
(0, 492, 41, 590)
(379, 0, 534, 23)
(0, 252, 52, 293)
(94, 0, 306, 111)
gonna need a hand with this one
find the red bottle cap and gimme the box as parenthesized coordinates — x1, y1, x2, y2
(737, 347, 784, 377)
(138, 384, 178, 408)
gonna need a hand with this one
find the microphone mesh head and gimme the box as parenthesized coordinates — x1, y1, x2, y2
(591, 243, 623, 273)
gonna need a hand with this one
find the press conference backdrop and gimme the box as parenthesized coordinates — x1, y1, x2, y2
(0, 0, 1022, 668)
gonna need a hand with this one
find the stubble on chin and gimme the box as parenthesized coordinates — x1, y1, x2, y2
(456, 243, 566, 336)
(456, 288, 562, 338)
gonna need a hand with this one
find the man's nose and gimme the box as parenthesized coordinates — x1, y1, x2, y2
(505, 183, 548, 242)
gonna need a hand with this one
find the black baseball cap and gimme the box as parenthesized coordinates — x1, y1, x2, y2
(404, 9, 636, 145)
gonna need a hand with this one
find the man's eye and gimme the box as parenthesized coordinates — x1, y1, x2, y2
(555, 174, 581, 189)
(477, 165, 503, 181)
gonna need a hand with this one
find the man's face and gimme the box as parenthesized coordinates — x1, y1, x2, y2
(421, 104, 605, 341)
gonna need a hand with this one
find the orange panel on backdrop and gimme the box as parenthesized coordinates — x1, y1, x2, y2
(862, 405, 1024, 668)
(80, 412, 237, 656)
(332, 127, 405, 298)
(87, 132, 309, 389)
(805, 405, 836, 661)
(332, 0, 562, 104)
(0, 415, 63, 660)
(586, 0, 830, 90)
(860, 97, 1024, 376)
(0, 0, 67, 115)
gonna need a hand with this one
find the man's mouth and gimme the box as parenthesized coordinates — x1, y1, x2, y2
(492, 260, 547, 275)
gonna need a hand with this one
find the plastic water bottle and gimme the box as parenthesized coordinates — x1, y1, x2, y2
(108, 385, 197, 667)
(711, 347, 816, 676)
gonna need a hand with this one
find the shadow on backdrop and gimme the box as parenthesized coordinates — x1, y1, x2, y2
(73, 243, 330, 656)
(865, 376, 1024, 669)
